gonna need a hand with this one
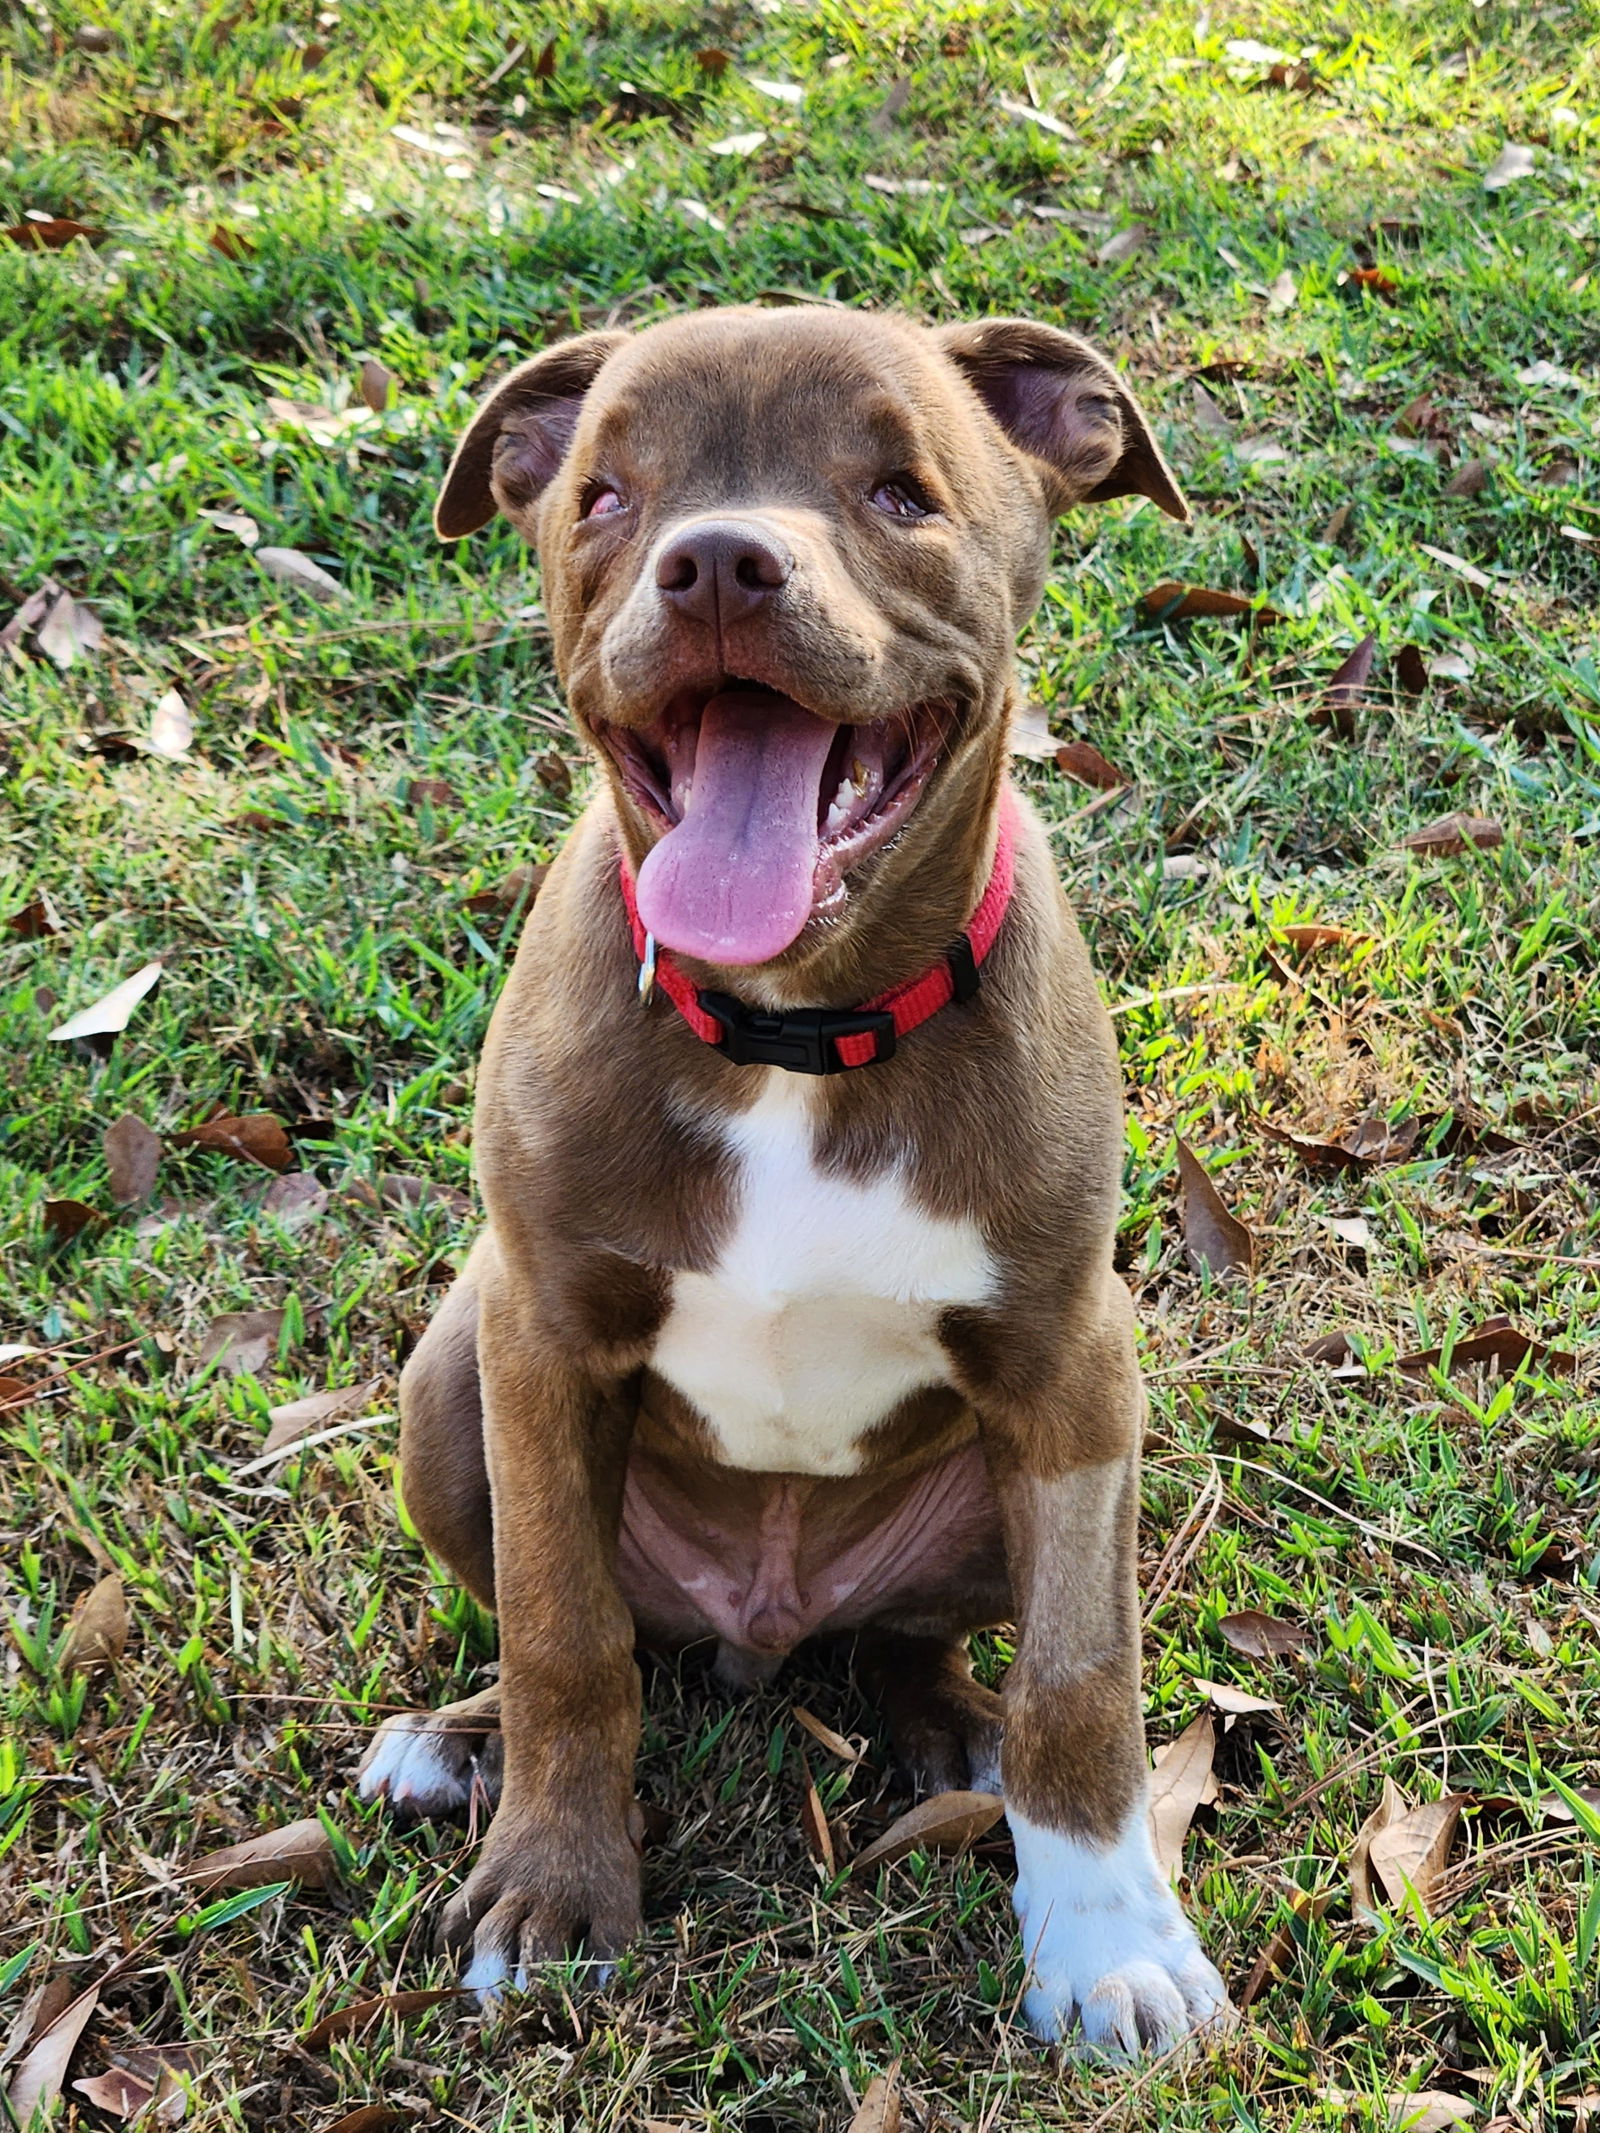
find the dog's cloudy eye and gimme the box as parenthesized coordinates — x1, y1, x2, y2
(586, 485, 625, 518)
(869, 479, 932, 520)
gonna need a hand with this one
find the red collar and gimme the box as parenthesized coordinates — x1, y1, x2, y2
(616, 790, 1019, 1074)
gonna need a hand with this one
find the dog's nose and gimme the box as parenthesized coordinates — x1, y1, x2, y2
(655, 519, 794, 626)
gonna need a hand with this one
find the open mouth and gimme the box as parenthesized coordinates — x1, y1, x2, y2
(594, 682, 943, 966)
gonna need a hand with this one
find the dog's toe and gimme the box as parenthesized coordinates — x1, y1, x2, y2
(358, 1706, 502, 1823)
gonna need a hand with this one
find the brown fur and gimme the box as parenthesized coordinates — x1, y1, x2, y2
(369, 306, 1206, 1997)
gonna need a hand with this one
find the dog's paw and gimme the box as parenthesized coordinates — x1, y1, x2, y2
(439, 1828, 642, 2005)
(1010, 1809, 1233, 2056)
(357, 1697, 502, 1824)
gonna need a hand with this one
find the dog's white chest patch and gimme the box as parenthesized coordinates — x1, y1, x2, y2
(650, 1072, 995, 1476)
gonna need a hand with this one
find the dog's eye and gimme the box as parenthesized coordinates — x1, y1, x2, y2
(869, 478, 933, 521)
(585, 485, 625, 518)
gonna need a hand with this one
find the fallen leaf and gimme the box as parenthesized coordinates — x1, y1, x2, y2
(406, 775, 459, 810)
(1318, 1213, 1373, 1248)
(1320, 633, 1377, 739)
(358, 358, 398, 413)
(1267, 268, 1297, 312)
(1275, 924, 1356, 952)
(5, 1980, 101, 2126)
(1267, 60, 1317, 92)
(1175, 1140, 1254, 1278)
(1189, 381, 1234, 435)
(61, 1575, 128, 1674)
(260, 1171, 329, 1226)
(1320, 501, 1353, 544)
(197, 1308, 286, 1377)
(535, 750, 572, 797)
(1396, 1317, 1575, 1380)
(1443, 457, 1490, 498)
(209, 224, 254, 260)
(148, 689, 193, 759)
(185, 1816, 337, 1893)
(800, 1770, 836, 1875)
(1218, 1609, 1306, 1659)
(103, 1116, 161, 1207)
(850, 2069, 903, 2133)
(201, 509, 259, 547)
(370, 1173, 472, 1218)
(1368, 1795, 1465, 1917)
(1482, 142, 1535, 190)
(1142, 582, 1282, 624)
(1096, 222, 1147, 266)
(1055, 739, 1128, 791)
(7, 892, 64, 939)
(1225, 37, 1292, 63)
(73, 2065, 155, 2118)
(849, 1790, 1004, 1875)
(747, 74, 803, 106)
(1233, 434, 1290, 464)
(304, 1989, 464, 2050)
(461, 861, 549, 916)
(1347, 265, 1399, 298)
(1008, 702, 1057, 758)
(175, 1112, 293, 1171)
(35, 590, 104, 668)
(0, 1377, 35, 1409)
(4, 216, 106, 249)
(1387, 2094, 1477, 2133)
(707, 130, 767, 156)
(1426, 646, 1476, 681)
(1148, 1714, 1217, 1882)
(1517, 358, 1585, 389)
(1395, 642, 1430, 692)
(1417, 541, 1494, 591)
(530, 35, 557, 77)
(997, 93, 1076, 141)
(1401, 814, 1505, 857)
(1340, 1114, 1419, 1162)
(48, 961, 163, 1046)
(1193, 1678, 1281, 1717)
(327, 2111, 409, 2133)
(695, 47, 729, 76)
(44, 1198, 103, 1246)
(75, 25, 115, 51)
(1350, 1776, 1410, 1918)
(263, 1378, 383, 1456)
(868, 76, 911, 134)
(793, 1706, 864, 1763)
(254, 546, 345, 601)
(1237, 1885, 1333, 2007)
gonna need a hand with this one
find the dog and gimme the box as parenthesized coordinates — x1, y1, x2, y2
(357, 304, 1232, 2054)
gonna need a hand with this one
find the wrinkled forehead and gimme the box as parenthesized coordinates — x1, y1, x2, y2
(577, 308, 989, 495)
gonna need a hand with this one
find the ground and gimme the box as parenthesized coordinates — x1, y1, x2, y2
(3, 0, 1600, 2126)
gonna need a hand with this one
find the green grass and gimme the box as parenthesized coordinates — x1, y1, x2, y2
(4, 0, 1600, 2125)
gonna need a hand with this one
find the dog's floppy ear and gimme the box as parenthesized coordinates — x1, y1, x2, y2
(934, 318, 1188, 522)
(435, 330, 629, 540)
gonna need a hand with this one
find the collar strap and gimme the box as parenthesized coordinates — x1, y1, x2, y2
(617, 789, 1019, 1074)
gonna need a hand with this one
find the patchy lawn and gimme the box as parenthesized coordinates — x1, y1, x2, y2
(3, 0, 1599, 2126)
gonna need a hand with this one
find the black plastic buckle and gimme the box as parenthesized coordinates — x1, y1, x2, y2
(698, 992, 897, 1074)
(947, 933, 980, 1004)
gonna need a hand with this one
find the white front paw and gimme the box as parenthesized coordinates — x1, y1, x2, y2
(1009, 1808, 1233, 2055)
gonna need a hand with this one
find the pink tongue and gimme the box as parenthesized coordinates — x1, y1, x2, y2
(635, 690, 837, 965)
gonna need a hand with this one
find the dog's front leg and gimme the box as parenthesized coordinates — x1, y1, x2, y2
(439, 1271, 642, 1997)
(981, 1287, 1232, 2055)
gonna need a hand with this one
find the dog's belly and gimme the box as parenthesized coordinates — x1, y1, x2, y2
(648, 1072, 997, 1477)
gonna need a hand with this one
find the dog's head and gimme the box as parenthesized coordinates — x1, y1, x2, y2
(437, 307, 1183, 972)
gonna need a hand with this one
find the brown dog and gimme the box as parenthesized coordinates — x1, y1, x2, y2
(358, 306, 1232, 2053)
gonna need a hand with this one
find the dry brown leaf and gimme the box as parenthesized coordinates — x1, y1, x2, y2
(792, 1705, 864, 1763)
(1320, 633, 1376, 739)
(1396, 1317, 1575, 1381)
(208, 224, 255, 261)
(1320, 501, 1354, 544)
(1261, 1115, 1416, 1173)
(175, 1112, 294, 1171)
(5, 1979, 101, 2126)
(263, 1378, 384, 1456)
(149, 689, 193, 759)
(1218, 1609, 1306, 1659)
(849, 1790, 1004, 1875)
(1443, 456, 1489, 498)
(461, 861, 550, 916)
(1148, 1714, 1217, 1882)
(1275, 923, 1357, 952)
(1401, 813, 1506, 857)
(800, 1768, 836, 1875)
(1055, 739, 1128, 791)
(48, 961, 163, 1047)
(44, 1197, 103, 1246)
(372, 1172, 472, 1217)
(259, 1171, 329, 1226)
(1266, 268, 1298, 312)
(5, 216, 106, 249)
(407, 775, 459, 811)
(185, 1816, 336, 1894)
(695, 46, 729, 75)
(35, 590, 104, 668)
(7, 892, 64, 939)
(359, 359, 398, 413)
(850, 2068, 903, 2133)
(254, 546, 345, 601)
(1350, 1776, 1411, 1918)
(1483, 141, 1535, 190)
(1236, 1885, 1332, 2008)
(1348, 265, 1399, 298)
(73, 2064, 156, 2119)
(327, 2110, 411, 2133)
(1387, 2095, 1477, 2133)
(869, 76, 911, 134)
(1395, 642, 1430, 693)
(1142, 581, 1284, 625)
(303, 1988, 464, 2050)
(535, 750, 572, 797)
(1175, 1140, 1254, 1279)
(197, 1308, 286, 1377)
(104, 1114, 162, 1206)
(1193, 1678, 1281, 1717)
(1008, 701, 1057, 758)
(1096, 222, 1147, 265)
(0, 584, 55, 650)
(1369, 1795, 1466, 1916)
(61, 1574, 128, 1674)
